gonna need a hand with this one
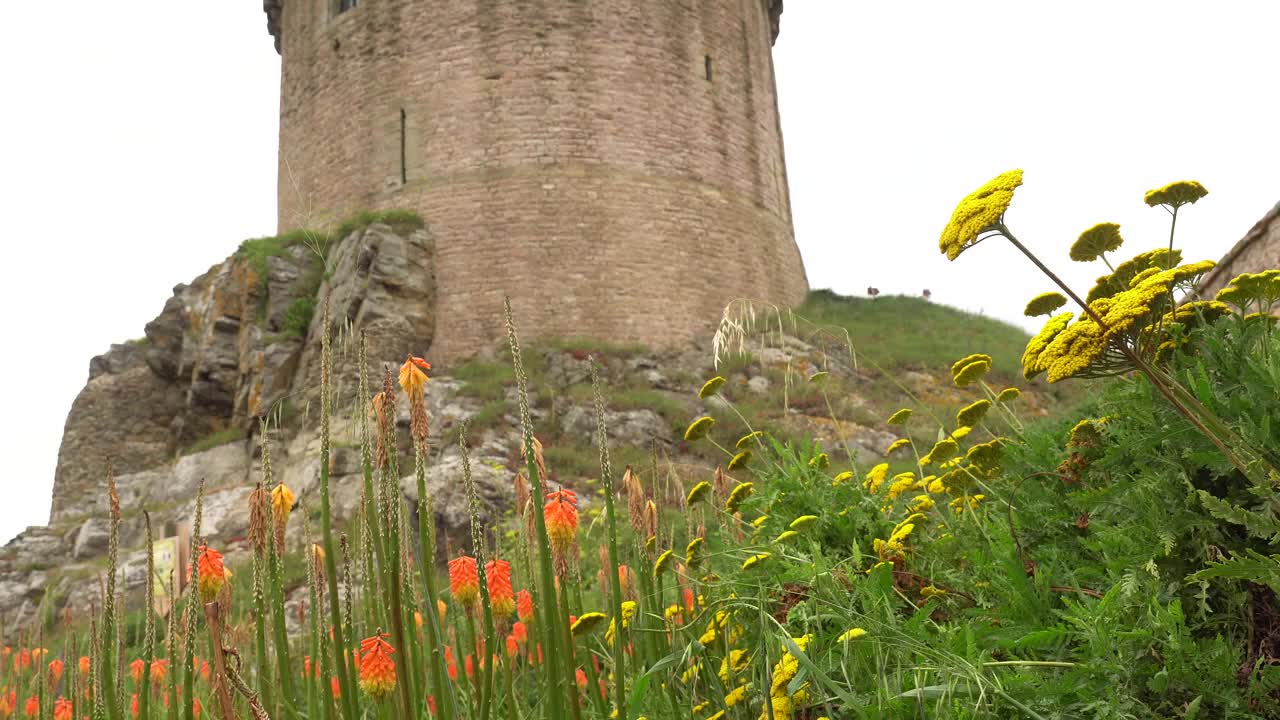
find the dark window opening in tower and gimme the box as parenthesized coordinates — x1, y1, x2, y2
(399, 109, 407, 185)
(705, 55, 713, 82)
(338, 0, 357, 14)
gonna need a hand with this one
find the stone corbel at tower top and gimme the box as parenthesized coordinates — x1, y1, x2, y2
(264, 0, 283, 53)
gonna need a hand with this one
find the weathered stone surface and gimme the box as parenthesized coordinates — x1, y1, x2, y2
(559, 406, 669, 448)
(71, 519, 110, 560)
(399, 449, 512, 558)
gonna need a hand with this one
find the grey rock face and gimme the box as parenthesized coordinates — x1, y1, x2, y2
(71, 519, 110, 560)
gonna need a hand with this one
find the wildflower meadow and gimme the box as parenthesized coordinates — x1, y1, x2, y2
(3, 173, 1280, 719)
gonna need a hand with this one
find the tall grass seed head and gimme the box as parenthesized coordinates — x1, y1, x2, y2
(939, 169, 1024, 260)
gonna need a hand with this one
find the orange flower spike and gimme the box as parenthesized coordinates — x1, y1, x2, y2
(399, 355, 431, 396)
(448, 556, 480, 609)
(357, 633, 398, 699)
(193, 698, 203, 719)
(331, 676, 341, 699)
(77, 656, 89, 676)
(130, 694, 139, 719)
(575, 669, 587, 691)
(200, 660, 210, 682)
(194, 544, 227, 603)
(516, 590, 534, 623)
(23, 697, 37, 720)
(486, 559, 515, 618)
(150, 658, 168, 686)
(428, 695, 438, 716)
(512, 621, 528, 646)
(303, 656, 312, 679)
(414, 611, 424, 631)
(52, 698, 72, 720)
(464, 655, 475, 680)
(129, 659, 145, 686)
(543, 495, 579, 553)
(437, 598, 448, 623)
(48, 659, 64, 682)
(505, 635, 518, 658)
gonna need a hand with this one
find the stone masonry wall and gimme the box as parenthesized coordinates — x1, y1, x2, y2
(270, 0, 808, 362)
(1198, 201, 1280, 300)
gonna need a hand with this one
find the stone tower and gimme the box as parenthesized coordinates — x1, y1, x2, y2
(262, 0, 808, 361)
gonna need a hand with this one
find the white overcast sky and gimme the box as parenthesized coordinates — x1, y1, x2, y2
(1, 2, 1277, 544)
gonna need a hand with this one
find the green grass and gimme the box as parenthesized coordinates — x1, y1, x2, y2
(182, 426, 246, 456)
(332, 209, 424, 240)
(797, 289, 1032, 378)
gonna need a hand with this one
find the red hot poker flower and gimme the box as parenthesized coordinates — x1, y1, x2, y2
(516, 590, 534, 623)
(398, 356, 431, 396)
(130, 659, 146, 686)
(194, 544, 228, 603)
(544, 495, 579, 556)
(357, 633, 397, 699)
(53, 698, 72, 720)
(448, 556, 480, 609)
(486, 559, 515, 618)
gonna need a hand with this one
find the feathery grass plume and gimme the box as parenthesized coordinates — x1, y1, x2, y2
(939, 169, 1023, 260)
(1070, 223, 1124, 263)
(137, 512, 156, 720)
(1144, 180, 1208, 209)
(97, 463, 122, 720)
(248, 483, 269, 558)
(589, 357, 628, 720)
(504, 297, 573, 720)
(623, 466, 647, 534)
(698, 376, 727, 399)
(1024, 291, 1068, 317)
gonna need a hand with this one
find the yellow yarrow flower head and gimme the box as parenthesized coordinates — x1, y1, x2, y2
(953, 359, 991, 387)
(725, 482, 754, 512)
(808, 452, 830, 470)
(886, 408, 912, 425)
(698, 376, 727, 399)
(939, 169, 1024, 261)
(863, 463, 890, 493)
(950, 426, 972, 441)
(956, 399, 992, 427)
(837, 628, 867, 643)
(1070, 222, 1124, 262)
(725, 683, 750, 707)
(927, 438, 960, 463)
(1086, 248, 1181, 303)
(773, 530, 799, 543)
(907, 495, 935, 512)
(1024, 291, 1068, 317)
(831, 470, 854, 486)
(727, 450, 751, 471)
(1022, 312, 1074, 380)
(570, 612, 607, 636)
(686, 481, 712, 506)
(742, 552, 770, 570)
(920, 585, 948, 599)
(1144, 180, 1208, 209)
(652, 549, 674, 577)
(886, 473, 916, 500)
(751, 515, 769, 528)
(685, 536, 705, 566)
(996, 387, 1021, 403)
(684, 416, 715, 441)
(790, 515, 818, 531)
(1216, 270, 1280, 311)
(886, 438, 911, 454)
(735, 431, 763, 449)
(951, 353, 993, 377)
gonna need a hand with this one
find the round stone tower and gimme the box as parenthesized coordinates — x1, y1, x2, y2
(263, 0, 807, 361)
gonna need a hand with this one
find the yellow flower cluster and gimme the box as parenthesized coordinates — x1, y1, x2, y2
(939, 170, 1024, 261)
(1216, 269, 1280, 312)
(886, 408, 912, 425)
(1024, 291, 1068, 317)
(1086, 249, 1180, 304)
(764, 635, 814, 720)
(886, 438, 911, 454)
(1144, 180, 1208, 209)
(863, 463, 889, 493)
(886, 472, 916, 500)
(1070, 222, 1124, 262)
(956, 399, 991, 427)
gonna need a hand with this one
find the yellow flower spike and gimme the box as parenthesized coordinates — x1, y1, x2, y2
(953, 359, 991, 387)
(837, 628, 867, 643)
(1024, 291, 1068, 317)
(956, 400, 992, 427)
(735, 430, 763, 449)
(773, 530, 799, 543)
(684, 416, 715, 441)
(886, 408, 912, 425)
(724, 481, 754, 512)
(570, 612, 607, 636)
(939, 169, 1024, 260)
(741, 553, 770, 570)
(831, 470, 854, 486)
(686, 481, 712, 506)
(698, 376, 727, 399)
(996, 387, 1021, 403)
(1144, 180, 1208, 209)
(727, 449, 751, 471)
(1070, 223, 1124, 263)
(927, 438, 960, 463)
(864, 463, 889, 493)
(886, 438, 911, 454)
(790, 515, 818, 531)
(652, 549, 674, 578)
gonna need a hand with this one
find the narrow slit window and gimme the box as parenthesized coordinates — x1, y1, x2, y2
(399, 109, 408, 185)
(705, 55, 713, 81)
